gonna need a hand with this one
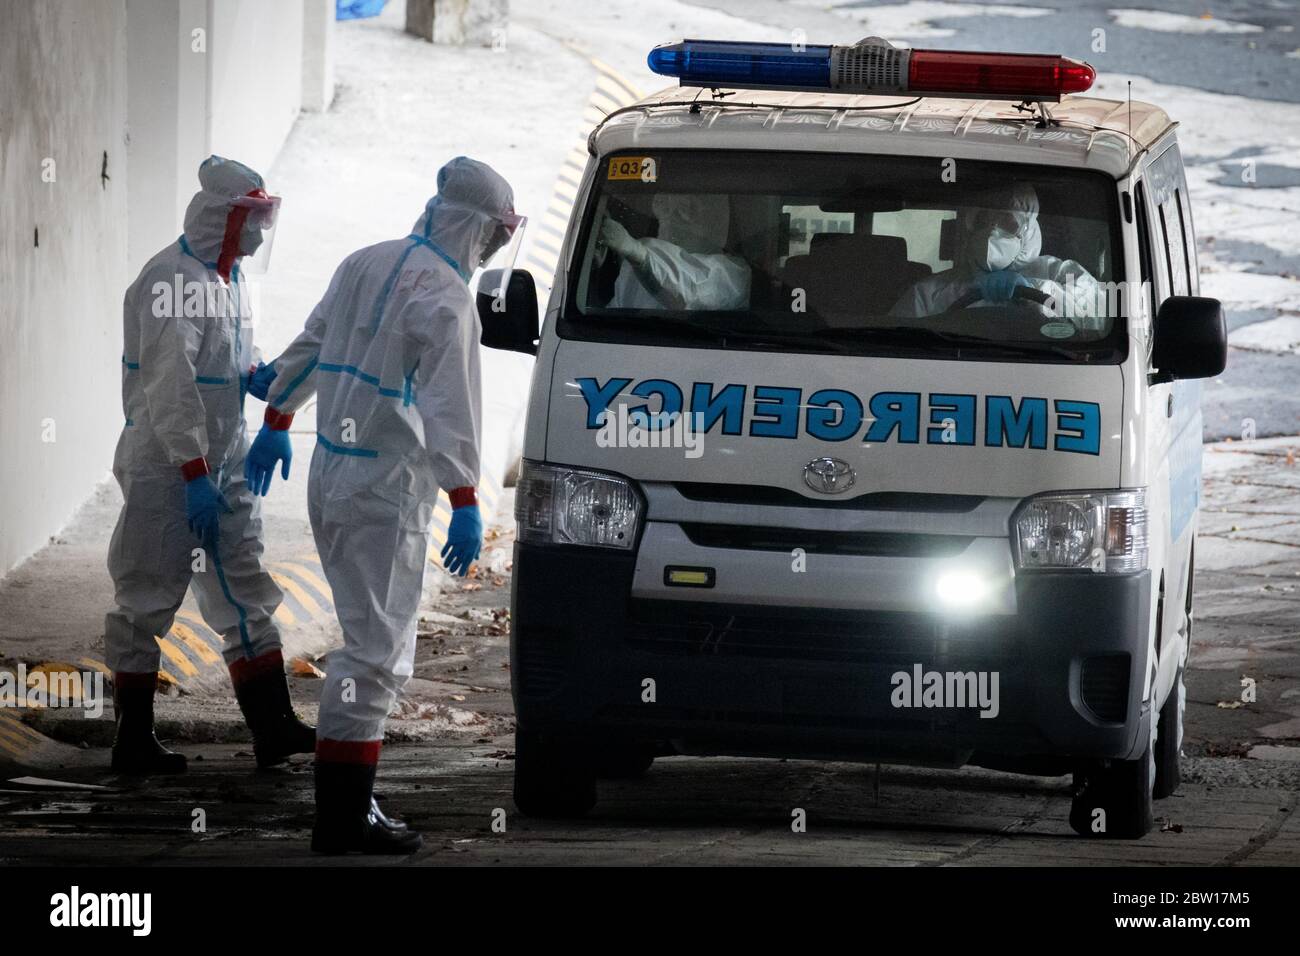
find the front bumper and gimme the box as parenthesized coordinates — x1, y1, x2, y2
(511, 542, 1152, 769)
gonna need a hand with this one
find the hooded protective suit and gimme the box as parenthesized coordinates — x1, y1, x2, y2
(604, 194, 750, 311)
(105, 156, 284, 676)
(890, 183, 1105, 327)
(259, 157, 514, 752)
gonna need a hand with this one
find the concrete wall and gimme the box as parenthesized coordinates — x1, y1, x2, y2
(2, 0, 331, 577)
(0, 1, 130, 576)
(208, 0, 306, 176)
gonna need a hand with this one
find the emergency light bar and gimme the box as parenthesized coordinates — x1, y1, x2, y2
(647, 38, 1095, 102)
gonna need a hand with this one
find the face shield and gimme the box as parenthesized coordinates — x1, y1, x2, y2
(231, 190, 282, 274)
(472, 210, 527, 301)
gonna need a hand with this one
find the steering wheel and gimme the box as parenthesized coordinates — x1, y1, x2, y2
(941, 284, 1056, 316)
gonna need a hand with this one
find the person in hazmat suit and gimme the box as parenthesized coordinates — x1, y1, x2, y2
(597, 193, 750, 311)
(105, 155, 315, 775)
(245, 156, 521, 854)
(890, 183, 1105, 329)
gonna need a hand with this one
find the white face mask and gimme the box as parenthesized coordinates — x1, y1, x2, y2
(975, 227, 1022, 272)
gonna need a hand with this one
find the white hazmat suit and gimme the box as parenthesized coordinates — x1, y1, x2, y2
(890, 183, 1106, 329)
(261, 158, 512, 750)
(106, 156, 283, 675)
(601, 194, 750, 310)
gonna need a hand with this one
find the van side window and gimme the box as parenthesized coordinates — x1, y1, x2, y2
(1134, 181, 1160, 319)
(1175, 187, 1198, 295)
(1159, 196, 1190, 297)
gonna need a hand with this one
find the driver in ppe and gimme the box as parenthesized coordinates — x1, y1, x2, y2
(598, 193, 750, 311)
(105, 155, 315, 775)
(245, 156, 520, 855)
(890, 183, 1104, 327)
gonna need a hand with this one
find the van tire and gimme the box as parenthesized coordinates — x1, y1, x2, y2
(1069, 714, 1156, 839)
(1152, 666, 1185, 799)
(512, 727, 597, 818)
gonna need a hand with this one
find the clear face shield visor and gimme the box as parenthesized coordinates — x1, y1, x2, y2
(472, 211, 527, 301)
(232, 191, 282, 274)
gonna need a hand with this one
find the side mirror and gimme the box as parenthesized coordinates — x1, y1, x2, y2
(477, 268, 539, 355)
(1150, 295, 1227, 384)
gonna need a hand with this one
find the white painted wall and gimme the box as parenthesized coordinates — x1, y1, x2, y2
(2, 0, 331, 577)
(0, 1, 129, 577)
(208, 0, 306, 176)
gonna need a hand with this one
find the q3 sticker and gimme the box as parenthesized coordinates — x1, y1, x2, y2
(1040, 321, 1077, 339)
(607, 156, 657, 182)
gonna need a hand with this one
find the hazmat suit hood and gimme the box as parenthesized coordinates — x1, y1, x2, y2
(960, 182, 1042, 272)
(182, 155, 267, 271)
(652, 193, 730, 255)
(411, 156, 517, 281)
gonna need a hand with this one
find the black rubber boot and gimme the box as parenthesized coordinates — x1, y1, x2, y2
(230, 657, 316, 769)
(370, 796, 408, 831)
(110, 677, 187, 774)
(311, 762, 422, 855)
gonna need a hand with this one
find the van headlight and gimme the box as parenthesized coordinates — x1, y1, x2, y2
(1013, 490, 1147, 572)
(515, 461, 643, 549)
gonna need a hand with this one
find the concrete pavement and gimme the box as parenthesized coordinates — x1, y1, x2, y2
(4, 440, 1300, 864)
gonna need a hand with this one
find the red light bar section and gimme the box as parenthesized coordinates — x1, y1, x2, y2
(908, 50, 1095, 98)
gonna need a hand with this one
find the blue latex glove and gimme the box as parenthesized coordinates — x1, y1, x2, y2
(441, 504, 482, 577)
(248, 362, 277, 402)
(973, 269, 1030, 302)
(186, 475, 232, 548)
(245, 424, 292, 497)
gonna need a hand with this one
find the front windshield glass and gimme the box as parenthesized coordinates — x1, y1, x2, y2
(563, 149, 1127, 363)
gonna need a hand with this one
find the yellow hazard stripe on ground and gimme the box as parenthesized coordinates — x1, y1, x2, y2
(0, 712, 46, 761)
(170, 621, 223, 666)
(272, 569, 328, 621)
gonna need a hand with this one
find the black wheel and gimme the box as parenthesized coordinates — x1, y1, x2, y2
(1153, 666, 1185, 799)
(1069, 711, 1156, 839)
(512, 727, 597, 818)
(596, 747, 655, 779)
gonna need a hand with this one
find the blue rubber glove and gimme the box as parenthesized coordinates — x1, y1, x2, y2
(248, 362, 277, 402)
(186, 475, 232, 548)
(441, 504, 482, 577)
(973, 269, 1030, 302)
(245, 423, 292, 497)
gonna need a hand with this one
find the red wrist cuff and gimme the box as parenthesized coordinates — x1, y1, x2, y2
(448, 486, 478, 509)
(180, 457, 210, 481)
(264, 407, 294, 430)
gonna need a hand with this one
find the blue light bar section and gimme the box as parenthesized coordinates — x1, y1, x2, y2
(648, 40, 833, 90)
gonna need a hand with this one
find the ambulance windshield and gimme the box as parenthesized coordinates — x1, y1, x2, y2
(567, 150, 1127, 362)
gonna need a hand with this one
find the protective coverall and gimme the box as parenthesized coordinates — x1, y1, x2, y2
(890, 183, 1105, 329)
(255, 156, 517, 854)
(104, 155, 314, 774)
(601, 193, 750, 311)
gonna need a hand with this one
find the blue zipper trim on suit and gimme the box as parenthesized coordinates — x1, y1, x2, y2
(273, 357, 318, 408)
(368, 235, 463, 336)
(177, 236, 244, 395)
(368, 240, 422, 335)
(318, 362, 402, 398)
(316, 433, 379, 458)
(122, 356, 140, 370)
(210, 546, 252, 657)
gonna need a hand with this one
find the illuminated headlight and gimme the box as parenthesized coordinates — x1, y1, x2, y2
(1013, 490, 1147, 572)
(514, 461, 643, 549)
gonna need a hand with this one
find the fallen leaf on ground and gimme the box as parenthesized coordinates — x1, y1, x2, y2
(289, 657, 325, 679)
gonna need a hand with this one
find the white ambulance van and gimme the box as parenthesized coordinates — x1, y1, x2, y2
(478, 39, 1227, 838)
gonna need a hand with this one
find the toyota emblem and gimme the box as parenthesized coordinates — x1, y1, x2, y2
(803, 457, 855, 495)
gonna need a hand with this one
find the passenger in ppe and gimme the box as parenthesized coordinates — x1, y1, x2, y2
(890, 183, 1104, 327)
(598, 193, 750, 311)
(105, 156, 315, 775)
(250, 156, 518, 855)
